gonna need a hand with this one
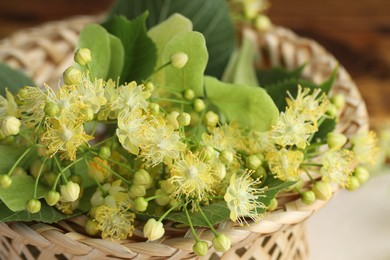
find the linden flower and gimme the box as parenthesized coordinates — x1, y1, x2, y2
(94, 200, 135, 240)
(91, 180, 129, 208)
(266, 148, 304, 181)
(41, 118, 93, 160)
(112, 81, 151, 113)
(321, 149, 355, 186)
(224, 172, 266, 225)
(50, 84, 85, 123)
(169, 152, 216, 201)
(350, 131, 378, 164)
(202, 122, 244, 152)
(270, 108, 317, 149)
(0, 89, 18, 117)
(76, 76, 107, 113)
(140, 116, 185, 166)
(18, 86, 48, 127)
(243, 130, 275, 154)
(98, 79, 119, 120)
(286, 85, 329, 124)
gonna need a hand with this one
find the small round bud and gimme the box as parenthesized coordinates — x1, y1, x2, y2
(246, 155, 262, 170)
(301, 190, 316, 205)
(354, 167, 370, 184)
(69, 174, 83, 185)
(212, 234, 231, 252)
(204, 111, 219, 127)
(74, 48, 92, 66)
(43, 171, 57, 186)
(214, 163, 226, 180)
(45, 191, 61, 206)
(177, 112, 191, 126)
(44, 102, 60, 117)
(145, 82, 155, 92)
(148, 103, 160, 115)
(63, 66, 82, 85)
(166, 111, 180, 129)
(331, 94, 345, 110)
(1, 116, 21, 136)
(134, 197, 148, 212)
(25, 199, 41, 213)
(133, 169, 152, 188)
(267, 198, 278, 211)
(253, 167, 267, 182)
(255, 15, 271, 31)
(128, 184, 146, 199)
(347, 176, 360, 191)
(170, 52, 188, 69)
(60, 181, 80, 202)
(193, 240, 209, 256)
(183, 89, 195, 101)
(327, 103, 338, 118)
(0, 174, 12, 188)
(155, 189, 170, 206)
(312, 181, 332, 200)
(160, 180, 175, 194)
(143, 218, 165, 241)
(327, 132, 347, 150)
(219, 150, 234, 165)
(81, 107, 94, 122)
(11, 167, 27, 176)
(85, 219, 99, 236)
(99, 146, 111, 160)
(193, 99, 206, 112)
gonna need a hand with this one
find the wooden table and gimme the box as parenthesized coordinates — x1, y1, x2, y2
(0, 0, 389, 127)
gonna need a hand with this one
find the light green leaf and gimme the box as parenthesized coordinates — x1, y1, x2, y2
(77, 24, 111, 79)
(0, 145, 37, 173)
(159, 31, 208, 96)
(0, 175, 49, 212)
(148, 14, 193, 85)
(106, 34, 125, 81)
(205, 76, 279, 132)
(0, 63, 35, 94)
(105, 0, 235, 79)
(102, 13, 157, 84)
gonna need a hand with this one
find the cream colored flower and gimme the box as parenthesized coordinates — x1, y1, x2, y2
(112, 82, 151, 113)
(266, 148, 304, 181)
(202, 122, 244, 152)
(76, 76, 107, 113)
(350, 131, 378, 164)
(320, 149, 355, 186)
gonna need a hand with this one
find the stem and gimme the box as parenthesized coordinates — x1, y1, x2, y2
(53, 156, 68, 183)
(158, 205, 177, 222)
(195, 201, 218, 236)
(153, 61, 171, 75)
(184, 206, 200, 242)
(301, 163, 323, 167)
(90, 151, 135, 173)
(145, 194, 166, 202)
(7, 146, 33, 176)
(91, 158, 131, 185)
(84, 158, 103, 190)
(33, 157, 48, 198)
(305, 171, 315, 182)
(90, 121, 98, 136)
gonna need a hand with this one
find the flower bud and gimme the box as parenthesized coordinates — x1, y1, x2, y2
(25, 198, 41, 213)
(99, 146, 111, 160)
(204, 111, 219, 127)
(354, 167, 370, 184)
(214, 163, 226, 180)
(128, 184, 146, 199)
(148, 103, 160, 115)
(1, 116, 21, 136)
(301, 190, 316, 205)
(327, 132, 347, 150)
(267, 198, 278, 211)
(11, 167, 26, 176)
(85, 219, 99, 236)
(212, 234, 231, 252)
(45, 191, 61, 206)
(81, 107, 94, 122)
(63, 66, 81, 85)
(60, 181, 80, 202)
(177, 112, 191, 127)
(155, 189, 170, 206)
(145, 82, 155, 92)
(246, 155, 262, 170)
(90, 190, 104, 207)
(133, 169, 152, 188)
(44, 102, 60, 117)
(160, 180, 175, 194)
(347, 176, 360, 191)
(43, 171, 57, 186)
(193, 240, 209, 256)
(255, 15, 271, 31)
(219, 150, 234, 165)
(170, 52, 188, 69)
(134, 197, 148, 212)
(327, 104, 338, 118)
(331, 94, 345, 110)
(143, 218, 165, 241)
(312, 181, 332, 200)
(0, 174, 12, 188)
(193, 99, 206, 112)
(183, 89, 195, 101)
(253, 166, 267, 182)
(166, 111, 180, 129)
(74, 48, 92, 66)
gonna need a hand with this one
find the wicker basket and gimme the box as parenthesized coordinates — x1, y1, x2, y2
(0, 16, 368, 260)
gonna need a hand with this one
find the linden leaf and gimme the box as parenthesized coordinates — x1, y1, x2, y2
(0, 63, 35, 94)
(204, 76, 279, 132)
(106, 34, 125, 81)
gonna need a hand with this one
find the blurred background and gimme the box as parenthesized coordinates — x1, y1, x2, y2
(0, 1, 389, 259)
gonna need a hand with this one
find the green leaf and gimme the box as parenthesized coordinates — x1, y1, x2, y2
(106, 34, 125, 81)
(0, 63, 35, 94)
(0, 201, 83, 223)
(0, 145, 37, 173)
(257, 65, 305, 87)
(106, 0, 235, 79)
(319, 66, 338, 94)
(158, 31, 208, 96)
(148, 14, 192, 85)
(103, 14, 157, 84)
(0, 175, 49, 212)
(205, 76, 279, 132)
(312, 118, 336, 142)
(77, 24, 112, 79)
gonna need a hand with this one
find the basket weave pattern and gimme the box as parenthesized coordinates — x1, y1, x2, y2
(0, 16, 368, 259)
